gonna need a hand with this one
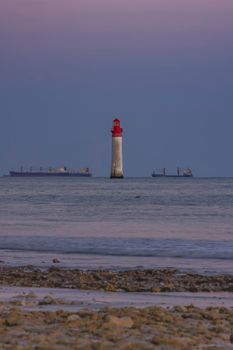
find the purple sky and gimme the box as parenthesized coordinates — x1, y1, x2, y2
(0, 0, 233, 176)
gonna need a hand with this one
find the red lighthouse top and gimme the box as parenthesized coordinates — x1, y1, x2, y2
(111, 118, 123, 137)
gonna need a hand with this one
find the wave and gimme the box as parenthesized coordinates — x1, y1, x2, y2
(0, 236, 233, 260)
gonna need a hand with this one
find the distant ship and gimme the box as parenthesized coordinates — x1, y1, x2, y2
(152, 167, 193, 178)
(9, 166, 92, 177)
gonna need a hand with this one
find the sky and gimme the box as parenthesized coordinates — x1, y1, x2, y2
(0, 0, 233, 177)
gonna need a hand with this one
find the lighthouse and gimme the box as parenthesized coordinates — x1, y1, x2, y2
(110, 118, 124, 178)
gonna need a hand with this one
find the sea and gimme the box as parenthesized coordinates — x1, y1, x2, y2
(0, 177, 233, 275)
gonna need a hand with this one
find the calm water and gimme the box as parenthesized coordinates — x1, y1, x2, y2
(0, 177, 233, 274)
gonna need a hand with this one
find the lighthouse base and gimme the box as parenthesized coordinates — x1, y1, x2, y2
(110, 175, 124, 179)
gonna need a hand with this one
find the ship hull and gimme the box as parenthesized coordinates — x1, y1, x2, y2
(9, 171, 92, 177)
(152, 174, 193, 178)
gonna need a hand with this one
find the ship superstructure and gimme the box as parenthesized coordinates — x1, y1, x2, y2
(152, 167, 193, 178)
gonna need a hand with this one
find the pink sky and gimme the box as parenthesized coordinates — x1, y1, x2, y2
(1, 0, 232, 51)
(0, 0, 232, 86)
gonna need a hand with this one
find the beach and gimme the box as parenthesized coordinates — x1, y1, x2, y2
(1, 177, 233, 348)
(1, 266, 233, 349)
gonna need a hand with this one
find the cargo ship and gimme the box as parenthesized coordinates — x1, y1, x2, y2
(152, 167, 193, 178)
(9, 166, 92, 177)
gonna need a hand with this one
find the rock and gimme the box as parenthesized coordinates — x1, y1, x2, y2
(25, 291, 38, 299)
(230, 333, 233, 343)
(151, 287, 161, 292)
(92, 341, 115, 350)
(14, 291, 38, 299)
(4, 315, 21, 327)
(52, 258, 60, 263)
(117, 340, 154, 350)
(151, 336, 185, 348)
(67, 314, 81, 322)
(39, 296, 57, 305)
(104, 315, 134, 328)
(76, 341, 93, 350)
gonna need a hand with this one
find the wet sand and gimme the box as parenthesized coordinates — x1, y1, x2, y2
(1, 286, 233, 310)
(1, 266, 233, 349)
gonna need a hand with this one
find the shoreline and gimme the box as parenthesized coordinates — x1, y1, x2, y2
(1, 247, 233, 276)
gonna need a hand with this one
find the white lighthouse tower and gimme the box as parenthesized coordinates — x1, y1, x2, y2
(110, 118, 124, 178)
